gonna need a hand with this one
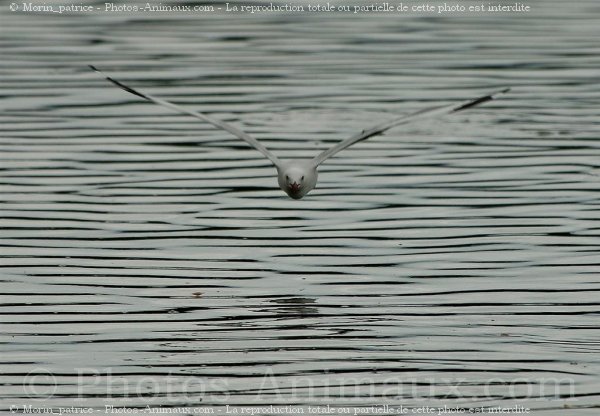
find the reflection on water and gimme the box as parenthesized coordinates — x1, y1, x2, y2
(1, 0, 599, 414)
(267, 297, 319, 316)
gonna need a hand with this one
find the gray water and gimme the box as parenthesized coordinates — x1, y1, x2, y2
(1, 0, 599, 414)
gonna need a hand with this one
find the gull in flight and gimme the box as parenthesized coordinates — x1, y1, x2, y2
(90, 66, 509, 199)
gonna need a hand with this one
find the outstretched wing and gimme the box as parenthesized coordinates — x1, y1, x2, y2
(311, 88, 510, 167)
(89, 65, 282, 168)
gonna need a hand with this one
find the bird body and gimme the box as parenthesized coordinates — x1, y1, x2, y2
(90, 65, 509, 199)
(277, 161, 318, 200)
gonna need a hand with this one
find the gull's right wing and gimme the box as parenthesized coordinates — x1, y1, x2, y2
(311, 88, 510, 167)
(89, 65, 282, 168)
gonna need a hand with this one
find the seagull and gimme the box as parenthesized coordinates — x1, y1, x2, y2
(89, 65, 509, 199)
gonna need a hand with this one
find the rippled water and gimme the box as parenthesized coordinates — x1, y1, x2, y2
(1, 0, 600, 414)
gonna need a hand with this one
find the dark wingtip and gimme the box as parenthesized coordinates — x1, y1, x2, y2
(88, 65, 148, 100)
(452, 87, 510, 112)
(495, 87, 511, 96)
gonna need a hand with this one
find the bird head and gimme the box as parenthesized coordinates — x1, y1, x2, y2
(278, 163, 317, 200)
(284, 170, 305, 198)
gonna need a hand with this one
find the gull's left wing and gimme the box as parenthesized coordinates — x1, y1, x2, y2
(311, 88, 510, 167)
(89, 65, 282, 168)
